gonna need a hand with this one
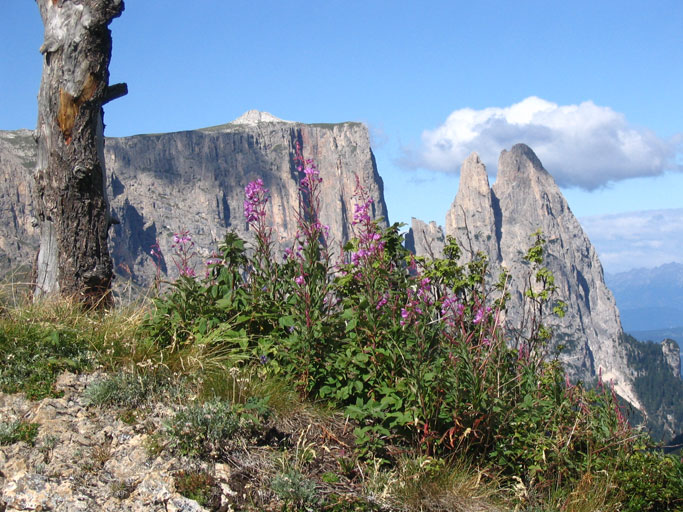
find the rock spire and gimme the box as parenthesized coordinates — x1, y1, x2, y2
(412, 144, 640, 408)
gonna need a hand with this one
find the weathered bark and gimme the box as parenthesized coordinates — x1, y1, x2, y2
(33, 0, 125, 306)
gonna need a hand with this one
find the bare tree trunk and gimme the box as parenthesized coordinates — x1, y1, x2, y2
(33, 0, 126, 307)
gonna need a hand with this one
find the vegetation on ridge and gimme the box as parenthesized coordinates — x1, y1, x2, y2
(1, 148, 681, 511)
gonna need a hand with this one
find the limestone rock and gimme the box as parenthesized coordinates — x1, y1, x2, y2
(495, 144, 633, 400)
(0, 373, 210, 512)
(405, 218, 445, 259)
(105, 114, 387, 289)
(0, 130, 37, 276)
(230, 109, 293, 125)
(445, 152, 500, 261)
(661, 338, 682, 378)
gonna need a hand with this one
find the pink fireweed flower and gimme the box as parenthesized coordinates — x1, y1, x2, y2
(300, 161, 322, 189)
(408, 256, 417, 272)
(440, 296, 463, 317)
(473, 306, 491, 325)
(244, 178, 268, 224)
(170, 231, 198, 278)
(311, 221, 330, 239)
(376, 293, 389, 310)
(205, 254, 222, 266)
(417, 277, 433, 305)
(150, 243, 163, 261)
(352, 199, 373, 226)
(399, 288, 427, 327)
(294, 142, 323, 192)
(440, 296, 455, 312)
(294, 275, 306, 285)
(179, 266, 196, 278)
(172, 230, 194, 249)
(400, 308, 409, 327)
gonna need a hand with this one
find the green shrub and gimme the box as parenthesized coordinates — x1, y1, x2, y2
(164, 398, 267, 458)
(609, 451, 683, 512)
(84, 370, 187, 408)
(0, 320, 91, 399)
(271, 469, 320, 510)
(0, 298, 145, 399)
(0, 420, 39, 446)
(174, 469, 220, 508)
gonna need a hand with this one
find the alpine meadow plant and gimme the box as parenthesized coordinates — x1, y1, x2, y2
(141, 143, 682, 510)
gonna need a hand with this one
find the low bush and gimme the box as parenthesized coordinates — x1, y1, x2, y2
(0, 419, 39, 446)
(0, 313, 91, 399)
(164, 398, 268, 458)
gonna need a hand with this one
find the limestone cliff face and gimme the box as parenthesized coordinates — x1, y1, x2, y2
(490, 145, 635, 405)
(0, 113, 388, 291)
(105, 113, 387, 287)
(444, 153, 499, 262)
(0, 130, 37, 275)
(405, 218, 445, 259)
(661, 339, 682, 378)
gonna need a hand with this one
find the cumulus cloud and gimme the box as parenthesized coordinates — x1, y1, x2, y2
(580, 208, 683, 272)
(412, 97, 681, 189)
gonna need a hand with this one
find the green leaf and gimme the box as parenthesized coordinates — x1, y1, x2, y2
(278, 315, 295, 328)
(354, 352, 369, 364)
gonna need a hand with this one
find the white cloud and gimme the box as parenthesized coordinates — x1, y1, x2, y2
(580, 209, 683, 272)
(413, 97, 681, 189)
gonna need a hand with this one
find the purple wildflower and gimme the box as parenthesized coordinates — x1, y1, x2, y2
(150, 243, 163, 261)
(244, 178, 268, 224)
(172, 231, 192, 246)
(179, 266, 196, 278)
(376, 293, 389, 310)
(170, 231, 198, 278)
(473, 306, 491, 325)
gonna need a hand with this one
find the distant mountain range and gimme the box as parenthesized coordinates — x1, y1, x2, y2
(606, 262, 683, 332)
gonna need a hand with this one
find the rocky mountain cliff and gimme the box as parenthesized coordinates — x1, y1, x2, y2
(410, 144, 682, 438)
(0, 130, 37, 276)
(0, 112, 388, 293)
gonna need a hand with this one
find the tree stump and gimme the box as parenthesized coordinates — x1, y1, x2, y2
(33, 0, 126, 307)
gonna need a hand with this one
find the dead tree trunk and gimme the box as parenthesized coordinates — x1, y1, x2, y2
(33, 0, 126, 306)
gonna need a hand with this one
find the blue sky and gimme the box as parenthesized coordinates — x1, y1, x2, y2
(2, 0, 682, 272)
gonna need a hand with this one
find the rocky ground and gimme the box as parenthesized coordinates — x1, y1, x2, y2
(0, 371, 399, 512)
(0, 372, 233, 511)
